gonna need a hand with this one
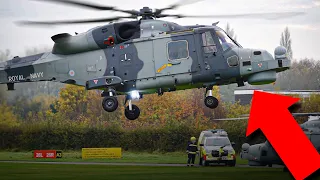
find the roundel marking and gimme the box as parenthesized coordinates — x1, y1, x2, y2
(69, 70, 75, 77)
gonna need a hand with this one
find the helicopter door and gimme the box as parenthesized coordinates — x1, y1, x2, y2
(201, 31, 228, 73)
(200, 31, 225, 71)
(117, 40, 155, 81)
(153, 34, 199, 77)
(54, 62, 70, 80)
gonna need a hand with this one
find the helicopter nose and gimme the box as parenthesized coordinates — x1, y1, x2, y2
(237, 47, 290, 85)
(242, 143, 250, 152)
(240, 143, 250, 159)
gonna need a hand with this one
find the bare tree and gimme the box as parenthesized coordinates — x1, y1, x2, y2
(280, 27, 293, 59)
(0, 49, 11, 62)
(276, 58, 320, 90)
(0, 50, 11, 99)
(25, 46, 50, 56)
(225, 23, 237, 41)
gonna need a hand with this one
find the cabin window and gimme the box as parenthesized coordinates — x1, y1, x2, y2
(167, 40, 189, 61)
(202, 31, 217, 54)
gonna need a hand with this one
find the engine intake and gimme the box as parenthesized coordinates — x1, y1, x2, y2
(51, 32, 101, 55)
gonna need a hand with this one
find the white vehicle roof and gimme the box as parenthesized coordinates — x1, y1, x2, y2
(201, 129, 228, 137)
(202, 131, 214, 137)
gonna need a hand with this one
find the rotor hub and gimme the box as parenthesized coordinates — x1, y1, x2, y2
(138, 7, 156, 19)
(140, 7, 152, 14)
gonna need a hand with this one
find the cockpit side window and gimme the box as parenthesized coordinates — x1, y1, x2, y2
(202, 31, 215, 46)
(167, 40, 189, 61)
(201, 31, 217, 54)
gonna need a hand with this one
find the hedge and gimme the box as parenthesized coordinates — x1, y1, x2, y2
(0, 125, 265, 152)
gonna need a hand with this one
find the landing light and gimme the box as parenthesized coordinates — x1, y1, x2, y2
(130, 90, 140, 100)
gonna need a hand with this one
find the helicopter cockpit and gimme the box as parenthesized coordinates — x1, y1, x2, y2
(214, 27, 241, 51)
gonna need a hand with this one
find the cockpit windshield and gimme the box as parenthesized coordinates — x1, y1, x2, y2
(205, 137, 231, 147)
(215, 29, 239, 51)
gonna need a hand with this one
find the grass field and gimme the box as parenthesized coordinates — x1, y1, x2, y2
(0, 151, 247, 165)
(1, 152, 319, 180)
(0, 162, 298, 180)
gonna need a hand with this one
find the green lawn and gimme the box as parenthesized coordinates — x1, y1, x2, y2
(0, 162, 297, 180)
(0, 151, 247, 165)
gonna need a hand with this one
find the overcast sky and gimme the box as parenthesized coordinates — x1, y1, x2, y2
(0, 0, 319, 60)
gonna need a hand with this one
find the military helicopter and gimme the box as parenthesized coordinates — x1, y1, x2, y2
(214, 103, 320, 169)
(0, 0, 304, 120)
(240, 114, 320, 168)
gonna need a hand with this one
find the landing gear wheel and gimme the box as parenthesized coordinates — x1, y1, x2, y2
(125, 104, 140, 120)
(204, 96, 219, 109)
(102, 96, 118, 112)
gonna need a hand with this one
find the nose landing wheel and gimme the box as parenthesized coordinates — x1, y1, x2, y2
(205, 96, 219, 109)
(204, 87, 219, 109)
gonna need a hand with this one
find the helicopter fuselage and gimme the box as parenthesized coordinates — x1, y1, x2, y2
(0, 19, 290, 95)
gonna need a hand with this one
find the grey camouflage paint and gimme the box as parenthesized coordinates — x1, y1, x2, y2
(0, 19, 290, 94)
(240, 117, 320, 166)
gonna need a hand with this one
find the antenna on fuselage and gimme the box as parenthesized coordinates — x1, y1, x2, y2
(212, 21, 219, 26)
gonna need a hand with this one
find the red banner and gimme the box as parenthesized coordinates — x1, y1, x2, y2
(33, 150, 57, 159)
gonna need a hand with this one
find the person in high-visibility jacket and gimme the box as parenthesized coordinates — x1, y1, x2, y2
(186, 136, 198, 166)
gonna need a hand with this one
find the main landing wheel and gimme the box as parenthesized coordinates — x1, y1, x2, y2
(125, 104, 140, 120)
(102, 96, 118, 112)
(204, 96, 219, 109)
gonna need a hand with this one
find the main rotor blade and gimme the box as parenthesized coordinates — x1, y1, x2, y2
(162, 12, 305, 20)
(33, 0, 140, 15)
(155, 0, 205, 15)
(17, 16, 135, 25)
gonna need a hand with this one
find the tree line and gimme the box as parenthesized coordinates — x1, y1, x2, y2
(0, 83, 319, 152)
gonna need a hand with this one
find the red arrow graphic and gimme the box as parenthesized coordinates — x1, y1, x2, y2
(247, 91, 320, 180)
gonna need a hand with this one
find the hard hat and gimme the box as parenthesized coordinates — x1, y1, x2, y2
(190, 137, 196, 141)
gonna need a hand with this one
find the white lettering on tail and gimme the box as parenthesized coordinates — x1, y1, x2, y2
(8, 75, 25, 82)
(30, 72, 44, 79)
